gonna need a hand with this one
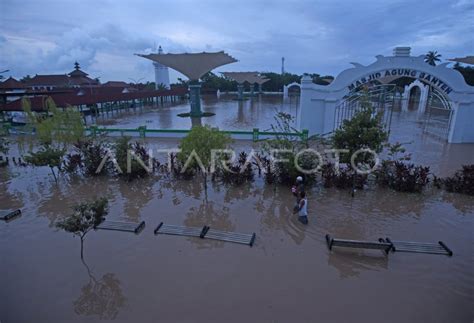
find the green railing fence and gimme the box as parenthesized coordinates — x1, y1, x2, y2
(2, 122, 309, 143)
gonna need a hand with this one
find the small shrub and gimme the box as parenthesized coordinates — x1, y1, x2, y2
(80, 139, 111, 176)
(376, 161, 430, 193)
(443, 165, 474, 195)
(216, 151, 254, 185)
(260, 156, 277, 184)
(115, 137, 154, 181)
(321, 163, 367, 189)
(63, 153, 83, 173)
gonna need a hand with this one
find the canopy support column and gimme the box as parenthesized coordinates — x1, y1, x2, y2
(189, 81, 203, 117)
(237, 83, 244, 100)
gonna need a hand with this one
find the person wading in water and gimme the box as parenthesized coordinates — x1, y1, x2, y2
(292, 176, 304, 212)
(294, 191, 308, 224)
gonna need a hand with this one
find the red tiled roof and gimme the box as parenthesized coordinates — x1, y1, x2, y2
(27, 74, 70, 86)
(68, 69, 89, 77)
(102, 81, 129, 87)
(1, 87, 188, 112)
(0, 77, 26, 89)
(69, 76, 99, 86)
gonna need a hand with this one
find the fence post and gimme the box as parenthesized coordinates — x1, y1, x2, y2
(138, 126, 146, 138)
(301, 129, 309, 142)
(90, 125, 98, 137)
(253, 128, 259, 142)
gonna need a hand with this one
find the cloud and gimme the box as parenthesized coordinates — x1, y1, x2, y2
(0, 0, 472, 82)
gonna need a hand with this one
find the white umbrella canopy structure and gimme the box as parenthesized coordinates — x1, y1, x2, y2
(221, 72, 266, 99)
(253, 76, 270, 94)
(137, 51, 237, 81)
(254, 76, 270, 85)
(137, 51, 237, 117)
(221, 72, 259, 84)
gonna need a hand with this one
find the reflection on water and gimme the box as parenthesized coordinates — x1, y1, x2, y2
(184, 199, 235, 249)
(97, 94, 299, 131)
(75, 260, 126, 320)
(118, 178, 155, 222)
(327, 250, 389, 279)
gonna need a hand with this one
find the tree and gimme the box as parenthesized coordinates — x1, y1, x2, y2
(262, 112, 320, 185)
(453, 63, 474, 86)
(56, 198, 109, 259)
(424, 51, 442, 66)
(22, 96, 84, 148)
(20, 75, 32, 83)
(178, 126, 232, 196)
(24, 143, 65, 183)
(156, 83, 168, 91)
(20, 97, 84, 181)
(332, 91, 389, 165)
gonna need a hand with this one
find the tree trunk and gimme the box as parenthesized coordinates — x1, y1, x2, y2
(80, 236, 84, 259)
(50, 166, 58, 184)
(203, 172, 208, 201)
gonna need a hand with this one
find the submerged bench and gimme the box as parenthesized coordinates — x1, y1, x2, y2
(326, 234, 393, 254)
(383, 238, 453, 256)
(154, 223, 208, 238)
(0, 209, 22, 221)
(205, 228, 256, 246)
(154, 222, 256, 247)
(95, 220, 145, 234)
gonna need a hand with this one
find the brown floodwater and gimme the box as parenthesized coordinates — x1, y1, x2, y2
(1, 95, 473, 323)
(95, 94, 300, 131)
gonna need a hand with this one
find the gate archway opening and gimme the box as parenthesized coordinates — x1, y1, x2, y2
(283, 82, 301, 99)
(408, 87, 420, 111)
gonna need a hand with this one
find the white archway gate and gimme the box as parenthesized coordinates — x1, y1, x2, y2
(402, 79, 429, 115)
(298, 47, 474, 143)
(283, 82, 301, 99)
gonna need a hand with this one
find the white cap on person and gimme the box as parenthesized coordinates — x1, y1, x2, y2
(296, 176, 303, 182)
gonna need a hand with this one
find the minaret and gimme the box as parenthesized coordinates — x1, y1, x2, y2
(153, 46, 170, 89)
(281, 57, 285, 75)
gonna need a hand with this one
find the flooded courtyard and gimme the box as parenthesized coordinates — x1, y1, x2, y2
(96, 94, 300, 131)
(1, 95, 473, 322)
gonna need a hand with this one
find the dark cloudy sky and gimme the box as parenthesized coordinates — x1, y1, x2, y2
(1, 0, 473, 83)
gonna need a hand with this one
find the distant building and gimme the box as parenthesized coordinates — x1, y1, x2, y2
(153, 46, 170, 89)
(27, 74, 70, 90)
(68, 62, 99, 87)
(0, 77, 27, 102)
(26, 62, 99, 91)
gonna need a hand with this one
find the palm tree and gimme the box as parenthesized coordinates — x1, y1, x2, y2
(425, 51, 442, 66)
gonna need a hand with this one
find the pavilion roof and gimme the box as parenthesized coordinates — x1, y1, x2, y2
(137, 51, 237, 81)
(221, 72, 259, 84)
(448, 56, 474, 65)
(27, 74, 70, 86)
(1, 87, 187, 112)
(253, 76, 270, 85)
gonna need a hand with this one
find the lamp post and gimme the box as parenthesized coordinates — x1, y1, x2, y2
(128, 77, 144, 90)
